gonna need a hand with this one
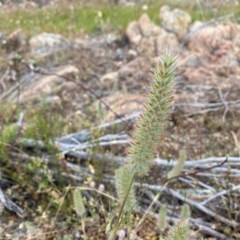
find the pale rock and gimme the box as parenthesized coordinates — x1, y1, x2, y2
(100, 72, 119, 83)
(101, 92, 145, 120)
(138, 13, 156, 37)
(29, 32, 70, 56)
(138, 13, 175, 56)
(18, 65, 79, 105)
(137, 37, 156, 56)
(126, 13, 165, 41)
(114, 48, 124, 60)
(159, 5, 191, 40)
(118, 57, 155, 89)
(100, 72, 119, 90)
(100, 72, 118, 83)
(189, 21, 204, 33)
(183, 66, 216, 85)
(127, 49, 137, 60)
(106, 33, 119, 45)
(125, 20, 142, 45)
(126, 13, 179, 56)
(187, 23, 240, 58)
(151, 24, 166, 36)
(155, 32, 179, 55)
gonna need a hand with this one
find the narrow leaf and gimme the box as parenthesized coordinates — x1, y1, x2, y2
(73, 189, 85, 217)
(180, 204, 191, 220)
(167, 150, 186, 179)
(158, 204, 168, 232)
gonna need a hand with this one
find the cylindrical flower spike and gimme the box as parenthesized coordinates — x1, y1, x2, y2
(115, 52, 177, 213)
(126, 53, 177, 176)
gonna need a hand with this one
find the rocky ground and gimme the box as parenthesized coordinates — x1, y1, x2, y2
(1, 2, 240, 240)
(2, 5, 240, 158)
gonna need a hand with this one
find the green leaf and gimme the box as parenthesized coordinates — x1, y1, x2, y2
(72, 189, 85, 217)
(167, 150, 186, 179)
(180, 204, 191, 220)
(158, 204, 168, 232)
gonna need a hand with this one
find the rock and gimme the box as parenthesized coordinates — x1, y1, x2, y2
(100, 72, 119, 90)
(155, 32, 179, 55)
(137, 37, 156, 56)
(125, 20, 142, 45)
(114, 48, 124, 60)
(118, 57, 155, 91)
(106, 33, 120, 45)
(29, 32, 70, 56)
(159, 5, 191, 40)
(127, 49, 137, 61)
(186, 23, 240, 78)
(101, 92, 145, 120)
(189, 21, 204, 33)
(138, 13, 157, 37)
(126, 13, 179, 56)
(18, 65, 79, 105)
(187, 23, 240, 53)
(179, 54, 202, 68)
(125, 13, 165, 45)
(184, 66, 218, 85)
(137, 30, 179, 57)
